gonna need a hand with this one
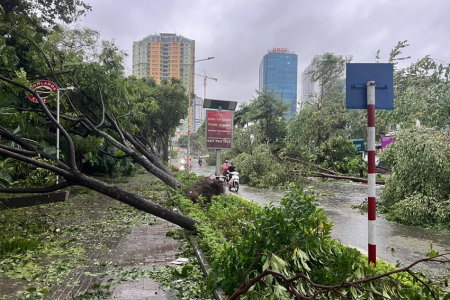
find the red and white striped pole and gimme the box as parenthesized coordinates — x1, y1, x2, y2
(367, 81, 376, 266)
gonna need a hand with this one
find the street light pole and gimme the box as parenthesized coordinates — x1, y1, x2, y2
(56, 86, 75, 184)
(186, 57, 215, 173)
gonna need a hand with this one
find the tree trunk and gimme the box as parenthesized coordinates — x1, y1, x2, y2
(122, 131, 172, 175)
(66, 172, 199, 230)
(163, 133, 169, 163)
(312, 172, 385, 185)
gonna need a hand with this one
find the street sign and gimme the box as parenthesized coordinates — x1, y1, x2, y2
(346, 63, 394, 267)
(350, 139, 365, 153)
(27, 80, 58, 103)
(381, 136, 394, 150)
(346, 63, 394, 109)
(205, 110, 234, 149)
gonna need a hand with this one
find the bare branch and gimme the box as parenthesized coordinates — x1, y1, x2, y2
(229, 251, 450, 300)
(27, 70, 72, 81)
(97, 147, 130, 159)
(0, 147, 72, 178)
(0, 126, 70, 171)
(0, 75, 78, 170)
(0, 144, 37, 156)
(0, 181, 73, 194)
(17, 35, 62, 87)
(95, 81, 105, 128)
(122, 131, 172, 175)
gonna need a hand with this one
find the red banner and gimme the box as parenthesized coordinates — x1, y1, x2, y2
(205, 110, 233, 149)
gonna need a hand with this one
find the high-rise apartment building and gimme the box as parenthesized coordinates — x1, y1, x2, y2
(193, 96, 205, 131)
(259, 48, 298, 120)
(132, 33, 195, 128)
(299, 60, 321, 111)
(299, 55, 345, 111)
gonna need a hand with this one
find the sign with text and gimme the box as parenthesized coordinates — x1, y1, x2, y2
(27, 80, 58, 103)
(381, 136, 394, 150)
(205, 110, 234, 149)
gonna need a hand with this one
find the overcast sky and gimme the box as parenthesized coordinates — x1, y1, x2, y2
(78, 0, 450, 105)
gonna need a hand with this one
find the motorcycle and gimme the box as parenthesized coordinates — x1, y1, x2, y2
(228, 171, 239, 192)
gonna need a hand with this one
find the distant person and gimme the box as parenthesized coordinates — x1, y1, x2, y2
(198, 157, 203, 167)
(222, 160, 230, 177)
(226, 162, 236, 187)
(189, 158, 192, 167)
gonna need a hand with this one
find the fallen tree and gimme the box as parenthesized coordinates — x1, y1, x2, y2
(0, 75, 199, 230)
(276, 154, 385, 185)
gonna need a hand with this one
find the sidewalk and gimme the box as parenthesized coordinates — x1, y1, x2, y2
(0, 174, 183, 300)
(107, 219, 181, 300)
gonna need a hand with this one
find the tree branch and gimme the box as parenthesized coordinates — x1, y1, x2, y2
(0, 147, 72, 178)
(97, 147, 130, 159)
(0, 144, 37, 156)
(0, 126, 71, 171)
(0, 75, 78, 170)
(95, 81, 105, 128)
(0, 181, 73, 194)
(27, 70, 72, 81)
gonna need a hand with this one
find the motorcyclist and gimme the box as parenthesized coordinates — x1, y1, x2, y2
(222, 160, 230, 179)
(198, 157, 203, 167)
(226, 162, 237, 187)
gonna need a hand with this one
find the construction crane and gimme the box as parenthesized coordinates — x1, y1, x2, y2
(195, 70, 217, 100)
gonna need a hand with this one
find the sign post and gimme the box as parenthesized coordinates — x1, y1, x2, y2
(205, 109, 233, 178)
(28, 81, 75, 184)
(203, 99, 237, 180)
(346, 63, 394, 266)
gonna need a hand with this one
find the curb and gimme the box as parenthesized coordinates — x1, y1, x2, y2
(0, 191, 70, 209)
(188, 235, 227, 300)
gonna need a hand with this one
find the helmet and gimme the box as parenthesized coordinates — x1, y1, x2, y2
(225, 160, 228, 163)
(231, 162, 235, 165)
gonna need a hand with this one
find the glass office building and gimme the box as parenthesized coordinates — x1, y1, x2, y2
(259, 48, 298, 119)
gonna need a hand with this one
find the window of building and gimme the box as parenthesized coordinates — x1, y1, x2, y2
(172, 51, 179, 54)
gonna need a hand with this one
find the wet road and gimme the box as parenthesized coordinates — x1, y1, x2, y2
(190, 163, 450, 277)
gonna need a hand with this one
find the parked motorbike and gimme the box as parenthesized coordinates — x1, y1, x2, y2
(228, 171, 239, 192)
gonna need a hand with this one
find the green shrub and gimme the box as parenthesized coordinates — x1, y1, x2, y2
(380, 128, 450, 228)
(233, 144, 298, 188)
(387, 193, 450, 226)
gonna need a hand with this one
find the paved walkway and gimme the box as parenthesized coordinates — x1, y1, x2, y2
(50, 217, 182, 300)
(107, 220, 181, 300)
(0, 174, 183, 300)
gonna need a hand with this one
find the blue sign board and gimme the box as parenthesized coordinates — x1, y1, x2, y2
(346, 63, 394, 109)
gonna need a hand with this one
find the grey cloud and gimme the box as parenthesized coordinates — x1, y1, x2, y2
(81, 0, 450, 104)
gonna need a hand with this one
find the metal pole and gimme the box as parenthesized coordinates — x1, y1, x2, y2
(216, 149, 221, 179)
(215, 104, 223, 179)
(187, 63, 192, 173)
(56, 88, 60, 184)
(367, 81, 376, 266)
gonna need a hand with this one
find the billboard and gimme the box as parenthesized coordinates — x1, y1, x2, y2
(381, 136, 394, 150)
(350, 139, 365, 153)
(205, 110, 233, 149)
